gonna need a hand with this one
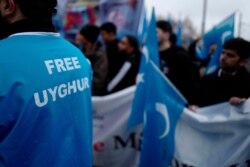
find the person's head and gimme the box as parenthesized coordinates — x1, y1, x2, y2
(0, 0, 57, 23)
(156, 20, 172, 45)
(75, 24, 100, 50)
(0, 0, 57, 38)
(220, 37, 250, 72)
(118, 35, 139, 55)
(100, 22, 117, 43)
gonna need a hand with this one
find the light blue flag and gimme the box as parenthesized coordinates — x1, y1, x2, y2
(139, 60, 187, 167)
(138, 7, 148, 46)
(176, 20, 182, 47)
(167, 14, 174, 25)
(206, 13, 235, 74)
(129, 9, 187, 166)
(128, 9, 160, 128)
(195, 27, 218, 60)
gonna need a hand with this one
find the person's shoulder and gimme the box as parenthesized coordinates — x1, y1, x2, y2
(0, 37, 24, 56)
(237, 67, 250, 81)
(201, 70, 219, 82)
(58, 38, 92, 71)
(169, 46, 191, 63)
(172, 46, 188, 56)
(0, 36, 18, 46)
(115, 38, 120, 43)
(108, 39, 119, 47)
(174, 46, 186, 52)
(55, 36, 86, 54)
(92, 42, 106, 56)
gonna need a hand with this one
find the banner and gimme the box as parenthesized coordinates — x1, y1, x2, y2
(99, 0, 144, 37)
(174, 101, 250, 167)
(63, 4, 99, 41)
(93, 86, 141, 167)
(92, 88, 250, 167)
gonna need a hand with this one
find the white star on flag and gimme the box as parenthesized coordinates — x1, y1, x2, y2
(136, 73, 144, 84)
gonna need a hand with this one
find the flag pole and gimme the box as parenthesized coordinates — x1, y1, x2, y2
(238, 11, 242, 37)
(201, 0, 207, 37)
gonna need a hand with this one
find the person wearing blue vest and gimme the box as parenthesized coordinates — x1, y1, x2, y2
(0, 0, 93, 167)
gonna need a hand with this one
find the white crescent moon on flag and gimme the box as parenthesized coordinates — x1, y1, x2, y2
(156, 103, 170, 139)
(221, 31, 232, 44)
(142, 46, 149, 63)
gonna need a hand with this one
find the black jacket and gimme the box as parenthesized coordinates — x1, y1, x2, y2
(196, 67, 250, 107)
(105, 39, 123, 81)
(85, 42, 109, 96)
(160, 46, 199, 104)
(107, 52, 140, 93)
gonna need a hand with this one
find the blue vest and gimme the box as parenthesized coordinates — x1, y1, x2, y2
(0, 33, 93, 167)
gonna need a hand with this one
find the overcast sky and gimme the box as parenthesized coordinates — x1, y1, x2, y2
(145, 0, 250, 39)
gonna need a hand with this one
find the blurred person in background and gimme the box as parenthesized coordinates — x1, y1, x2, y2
(157, 20, 199, 104)
(76, 24, 108, 96)
(100, 22, 123, 83)
(107, 35, 140, 93)
(194, 37, 250, 107)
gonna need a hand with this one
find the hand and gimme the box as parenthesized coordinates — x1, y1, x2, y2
(188, 105, 199, 112)
(229, 97, 246, 106)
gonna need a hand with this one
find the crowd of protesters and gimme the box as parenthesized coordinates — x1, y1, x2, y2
(1, 0, 250, 166)
(74, 21, 250, 109)
(75, 22, 141, 96)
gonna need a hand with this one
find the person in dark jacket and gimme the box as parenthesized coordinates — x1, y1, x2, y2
(195, 37, 250, 107)
(76, 24, 108, 95)
(157, 20, 200, 104)
(107, 35, 140, 93)
(100, 22, 122, 82)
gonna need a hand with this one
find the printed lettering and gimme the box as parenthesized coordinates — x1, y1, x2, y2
(72, 57, 81, 69)
(58, 84, 67, 98)
(34, 77, 90, 108)
(44, 57, 82, 75)
(44, 60, 54, 75)
(54, 59, 66, 72)
(64, 57, 74, 71)
(68, 80, 77, 95)
(47, 86, 58, 102)
(114, 132, 141, 151)
(34, 90, 49, 107)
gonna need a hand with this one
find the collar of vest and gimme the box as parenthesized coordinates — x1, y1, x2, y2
(0, 19, 56, 40)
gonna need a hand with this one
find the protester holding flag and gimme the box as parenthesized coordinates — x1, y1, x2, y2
(157, 20, 199, 104)
(205, 13, 235, 75)
(195, 37, 250, 107)
(0, 0, 93, 166)
(189, 38, 218, 77)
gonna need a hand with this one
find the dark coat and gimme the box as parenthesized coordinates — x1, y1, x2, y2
(105, 39, 124, 81)
(107, 52, 140, 93)
(160, 46, 200, 104)
(85, 42, 108, 95)
(196, 67, 250, 107)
